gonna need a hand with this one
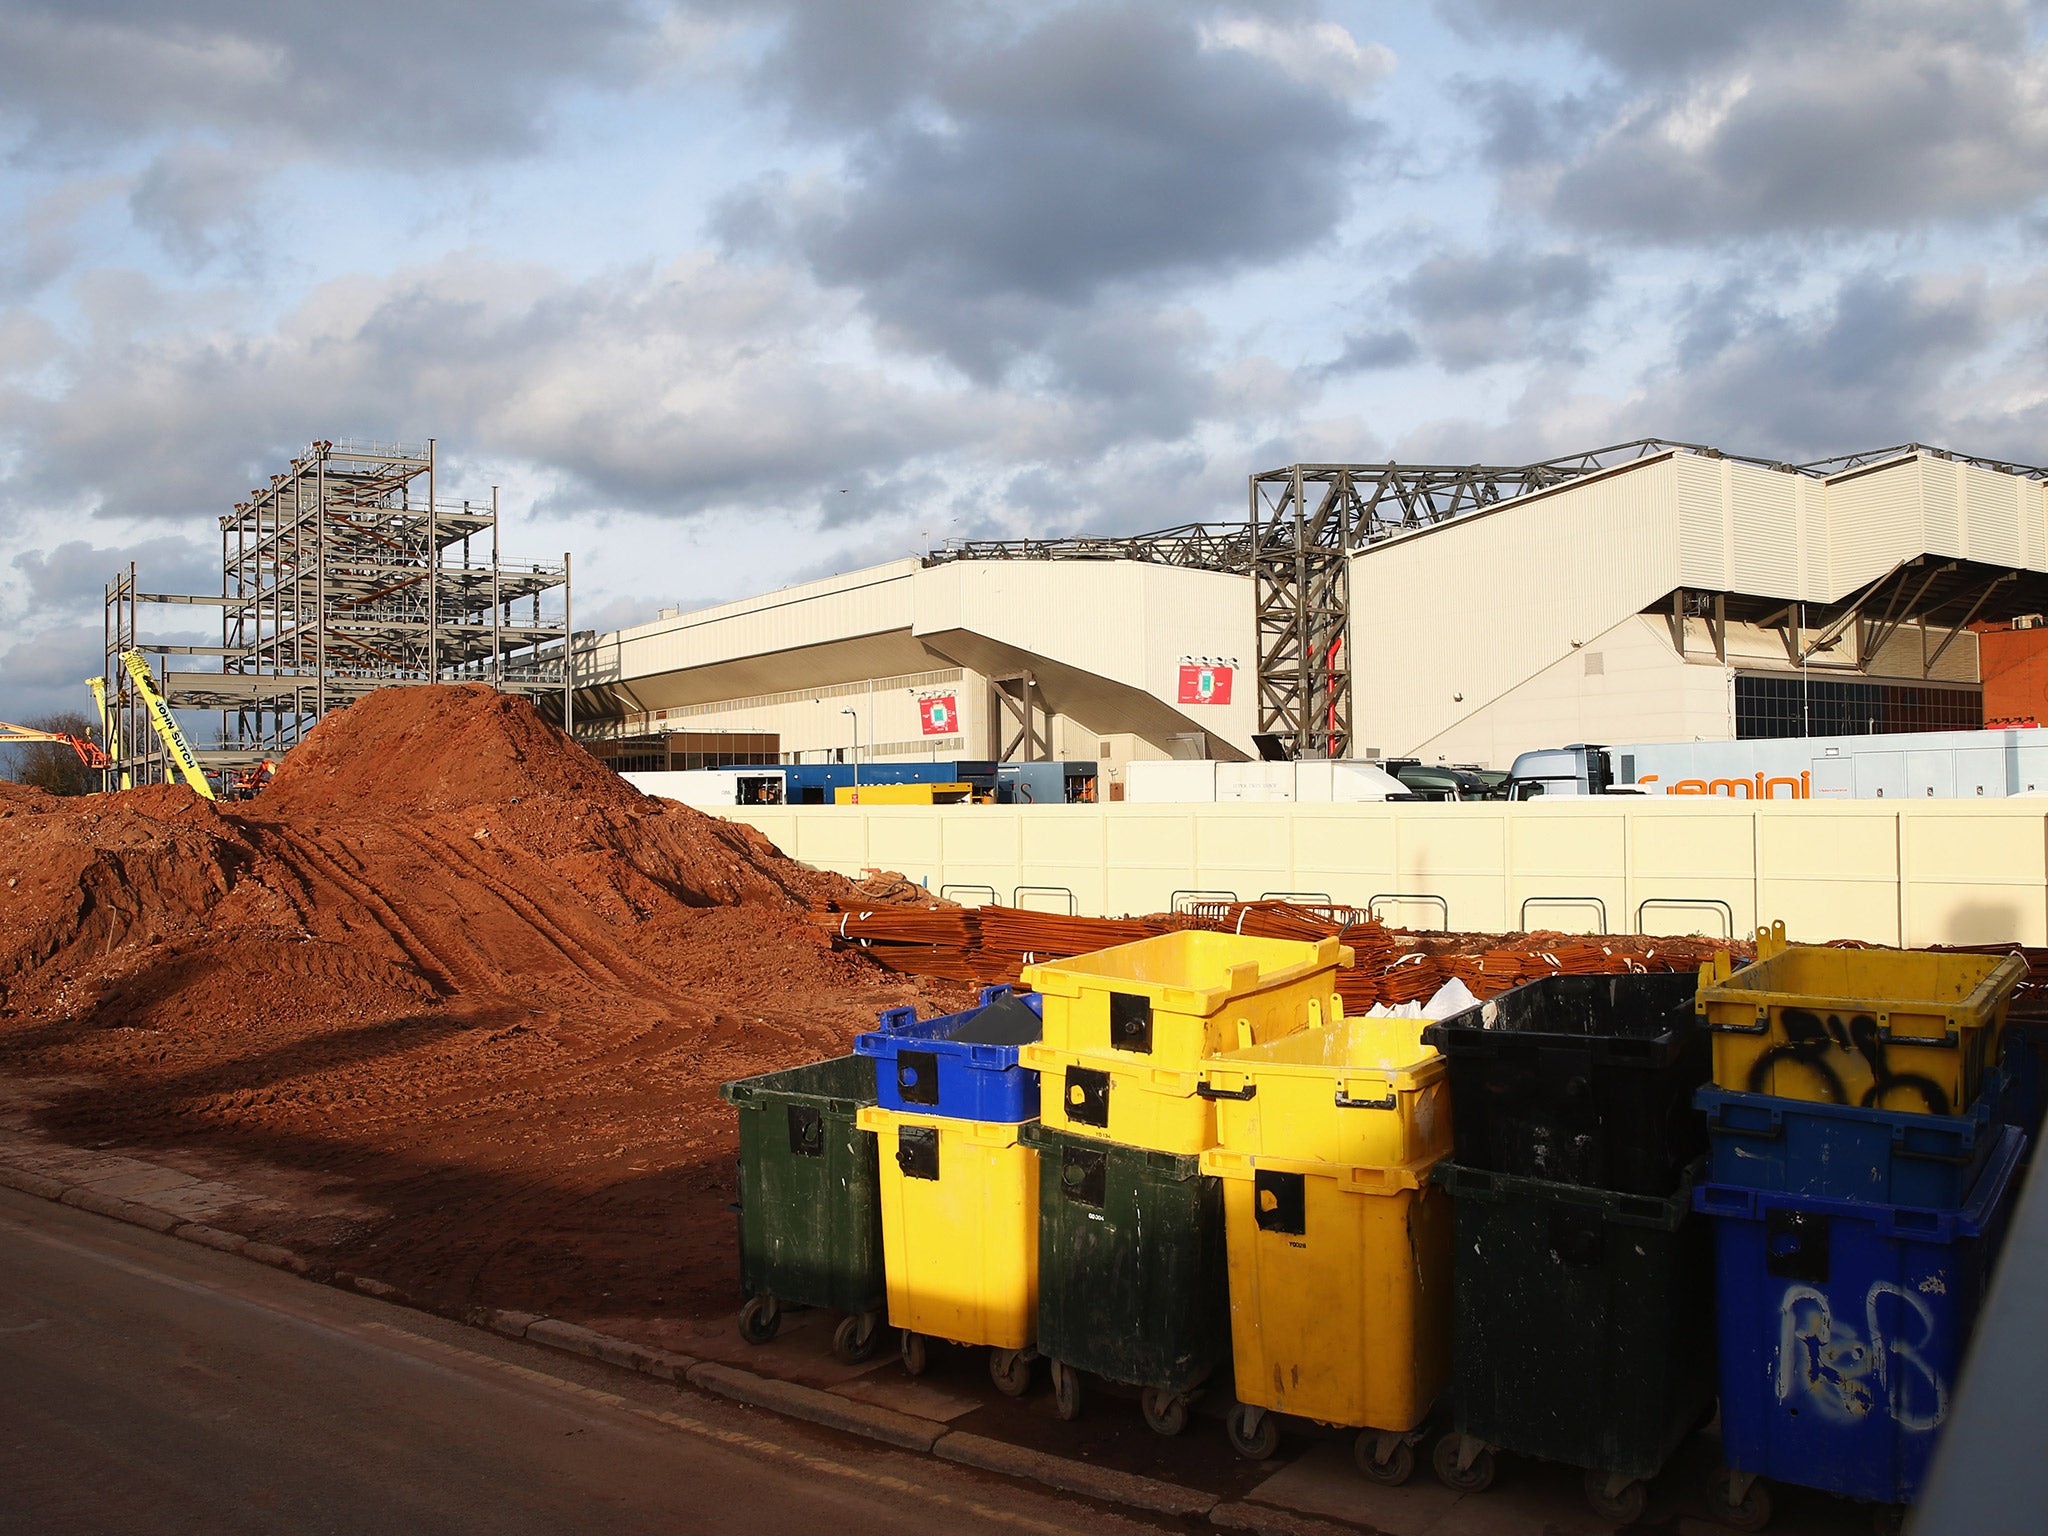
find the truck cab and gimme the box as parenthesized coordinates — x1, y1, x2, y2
(1506, 744, 1615, 799)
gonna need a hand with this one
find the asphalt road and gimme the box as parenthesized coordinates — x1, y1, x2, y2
(0, 1186, 1161, 1536)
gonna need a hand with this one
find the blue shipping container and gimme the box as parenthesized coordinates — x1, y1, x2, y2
(1698, 1124, 2025, 1510)
(1697, 1075, 2003, 1210)
(854, 985, 1042, 1121)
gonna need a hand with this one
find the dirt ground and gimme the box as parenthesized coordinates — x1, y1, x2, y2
(0, 686, 973, 1327)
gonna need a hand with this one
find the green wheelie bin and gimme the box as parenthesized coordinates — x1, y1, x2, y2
(1430, 1158, 1715, 1524)
(719, 1054, 887, 1363)
(1020, 1121, 1230, 1435)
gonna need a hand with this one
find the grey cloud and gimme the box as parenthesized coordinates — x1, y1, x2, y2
(1319, 328, 1419, 375)
(1643, 272, 1991, 458)
(1391, 247, 1607, 371)
(721, 0, 957, 134)
(1438, 1, 1849, 80)
(0, 623, 103, 723)
(1, 177, 126, 299)
(746, 3, 1379, 375)
(1471, 2, 2048, 240)
(1459, 78, 1602, 172)
(12, 535, 215, 610)
(0, 255, 997, 526)
(128, 139, 271, 265)
(0, 0, 654, 162)
(0, 250, 1302, 556)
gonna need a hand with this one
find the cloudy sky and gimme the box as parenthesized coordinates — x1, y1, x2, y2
(4, 0, 2048, 724)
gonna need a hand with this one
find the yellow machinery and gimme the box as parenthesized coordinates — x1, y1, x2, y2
(85, 675, 128, 789)
(832, 782, 973, 805)
(117, 650, 215, 800)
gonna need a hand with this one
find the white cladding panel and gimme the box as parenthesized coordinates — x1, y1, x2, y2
(1675, 454, 1727, 590)
(1824, 461, 1927, 591)
(1350, 457, 1680, 755)
(591, 560, 920, 680)
(1728, 460, 1801, 597)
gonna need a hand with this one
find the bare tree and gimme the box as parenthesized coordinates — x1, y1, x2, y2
(2, 710, 101, 796)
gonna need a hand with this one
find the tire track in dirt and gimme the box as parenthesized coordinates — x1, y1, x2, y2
(271, 826, 500, 999)
(387, 820, 677, 1008)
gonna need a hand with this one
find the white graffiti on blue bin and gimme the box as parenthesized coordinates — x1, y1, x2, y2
(1775, 1280, 1947, 1432)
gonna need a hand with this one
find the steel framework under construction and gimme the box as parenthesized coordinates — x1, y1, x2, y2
(103, 439, 571, 789)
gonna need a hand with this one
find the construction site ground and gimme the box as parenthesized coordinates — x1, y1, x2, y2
(0, 686, 1876, 1532)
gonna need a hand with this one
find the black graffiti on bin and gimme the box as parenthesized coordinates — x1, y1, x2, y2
(1748, 1008, 1952, 1114)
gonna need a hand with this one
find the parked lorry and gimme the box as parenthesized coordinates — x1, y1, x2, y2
(1508, 727, 2048, 800)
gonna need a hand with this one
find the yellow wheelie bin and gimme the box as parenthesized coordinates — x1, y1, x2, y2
(1018, 931, 1349, 1156)
(1200, 1012, 1455, 1482)
(1699, 922, 2024, 1116)
(857, 1105, 1041, 1395)
(1022, 931, 1349, 1069)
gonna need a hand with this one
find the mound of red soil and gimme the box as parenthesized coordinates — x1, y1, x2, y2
(263, 682, 642, 817)
(0, 683, 970, 1320)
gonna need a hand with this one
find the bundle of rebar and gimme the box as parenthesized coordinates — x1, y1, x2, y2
(812, 896, 1752, 1004)
(979, 906, 1171, 972)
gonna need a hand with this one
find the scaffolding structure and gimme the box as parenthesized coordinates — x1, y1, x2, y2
(103, 439, 572, 789)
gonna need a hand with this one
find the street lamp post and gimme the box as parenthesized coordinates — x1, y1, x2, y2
(839, 706, 861, 790)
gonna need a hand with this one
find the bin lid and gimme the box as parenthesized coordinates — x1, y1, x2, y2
(949, 993, 1044, 1047)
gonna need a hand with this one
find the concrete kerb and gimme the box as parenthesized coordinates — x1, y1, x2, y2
(1210, 1502, 1375, 1536)
(0, 1160, 1313, 1532)
(686, 1361, 944, 1454)
(936, 1432, 1219, 1517)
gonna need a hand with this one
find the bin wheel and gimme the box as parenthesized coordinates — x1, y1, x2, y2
(1705, 1470, 1772, 1532)
(738, 1294, 781, 1346)
(1141, 1388, 1190, 1437)
(989, 1349, 1034, 1398)
(1227, 1403, 1280, 1460)
(1432, 1433, 1495, 1494)
(1356, 1431, 1416, 1487)
(900, 1330, 928, 1377)
(1049, 1361, 1082, 1421)
(1583, 1470, 1647, 1525)
(1869, 1508, 1905, 1536)
(831, 1311, 881, 1365)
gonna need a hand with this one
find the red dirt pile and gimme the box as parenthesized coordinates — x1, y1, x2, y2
(0, 683, 966, 1322)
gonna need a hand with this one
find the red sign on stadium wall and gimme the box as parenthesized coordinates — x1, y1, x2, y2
(918, 694, 959, 735)
(1177, 663, 1233, 705)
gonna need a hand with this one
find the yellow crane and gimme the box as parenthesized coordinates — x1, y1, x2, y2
(85, 675, 130, 790)
(117, 650, 215, 801)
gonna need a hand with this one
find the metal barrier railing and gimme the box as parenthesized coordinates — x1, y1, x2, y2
(1519, 896, 1609, 935)
(1634, 897, 1736, 940)
(939, 883, 998, 907)
(1367, 893, 1449, 930)
(1012, 885, 1079, 915)
(1170, 888, 1239, 914)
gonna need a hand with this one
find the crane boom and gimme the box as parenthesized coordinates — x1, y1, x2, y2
(0, 720, 111, 770)
(86, 675, 129, 789)
(117, 650, 215, 800)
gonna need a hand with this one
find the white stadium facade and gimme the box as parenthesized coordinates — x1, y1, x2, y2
(572, 440, 2048, 791)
